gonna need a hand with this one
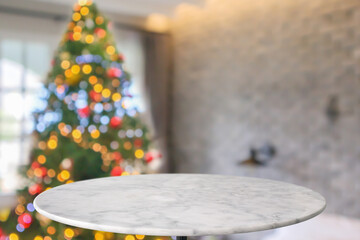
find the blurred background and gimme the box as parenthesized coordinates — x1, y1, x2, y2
(0, 0, 359, 239)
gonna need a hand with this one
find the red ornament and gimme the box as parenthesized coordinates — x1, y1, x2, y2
(28, 184, 42, 195)
(145, 152, 154, 163)
(67, 32, 74, 41)
(78, 106, 90, 118)
(110, 116, 122, 128)
(134, 139, 143, 148)
(31, 161, 40, 170)
(94, 28, 106, 38)
(51, 59, 55, 66)
(110, 166, 123, 176)
(107, 67, 122, 78)
(89, 90, 102, 102)
(113, 152, 122, 163)
(18, 213, 32, 229)
(145, 151, 163, 163)
(40, 167, 48, 177)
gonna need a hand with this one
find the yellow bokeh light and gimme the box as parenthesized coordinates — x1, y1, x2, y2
(85, 34, 94, 44)
(78, 0, 87, 6)
(61, 60, 70, 69)
(94, 83, 103, 93)
(82, 64, 92, 74)
(136, 235, 145, 240)
(38, 155, 46, 164)
(135, 149, 144, 159)
(34, 168, 43, 177)
(65, 69, 72, 78)
(64, 228, 74, 238)
(92, 143, 101, 152)
(47, 169, 56, 178)
(73, 26, 82, 33)
(72, 12, 81, 21)
(95, 16, 104, 25)
(101, 88, 111, 98)
(71, 65, 81, 74)
(80, 6, 89, 16)
(47, 226, 56, 235)
(66, 180, 74, 184)
(89, 75, 97, 85)
(60, 170, 70, 180)
(34, 236, 43, 240)
(91, 130, 100, 139)
(72, 129, 82, 139)
(125, 235, 135, 240)
(73, 32, 82, 41)
(106, 46, 115, 55)
(94, 232, 104, 240)
(9, 233, 19, 240)
(112, 93, 121, 102)
(47, 139, 57, 149)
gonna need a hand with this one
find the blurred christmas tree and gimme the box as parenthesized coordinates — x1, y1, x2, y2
(0, 1, 164, 240)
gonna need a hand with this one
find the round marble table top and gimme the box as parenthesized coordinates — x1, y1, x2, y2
(34, 174, 326, 236)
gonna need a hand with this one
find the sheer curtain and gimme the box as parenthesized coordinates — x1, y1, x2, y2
(143, 32, 173, 173)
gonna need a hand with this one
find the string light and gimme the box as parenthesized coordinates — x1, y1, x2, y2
(74, 26, 82, 33)
(61, 60, 71, 69)
(47, 226, 56, 235)
(73, 32, 82, 41)
(94, 83, 103, 93)
(60, 170, 71, 180)
(106, 46, 115, 55)
(136, 235, 145, 240)
(65, 69, 72, 78)
(101, 88, 111, 98)
(112, 93, 121, 102)
(89, 75, 97, 84)
(47, 139, 57, 150)
(47, 169, 56, 178)
(9, 233, 19, 240)
(135, 149, 144, 159)
(34, 236, 43, 240)
(85, 34, 94, 44)
(72, 129, 82, 139)
(94, 232, 104, 240)
(64, 227, 75, 238)
(91, 129, 100, 139)
(78, 0, 88, 6)
(95, 16, 104, 25)
(82, 64, 92, 74)
(71, 65, 81, 74)
(72, 12, 81, 21)
(125, 235, 135, 240)
(80, 7, 89, 16)
(37, 155, 46, 164)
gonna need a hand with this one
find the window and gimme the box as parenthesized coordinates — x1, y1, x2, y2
(0, 39, 50, 191)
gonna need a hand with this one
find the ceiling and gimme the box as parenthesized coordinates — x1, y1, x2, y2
(33, 0, 205, 17)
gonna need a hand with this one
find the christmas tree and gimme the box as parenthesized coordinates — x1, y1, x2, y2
(0, 1, 165, 240)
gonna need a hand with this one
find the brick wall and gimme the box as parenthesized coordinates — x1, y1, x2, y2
(170, 0, 360, 218)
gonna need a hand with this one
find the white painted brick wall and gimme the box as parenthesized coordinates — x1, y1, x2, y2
(171, 0, 360, 218)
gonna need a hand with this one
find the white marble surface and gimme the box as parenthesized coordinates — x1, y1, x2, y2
(34, 174, 326, 236)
